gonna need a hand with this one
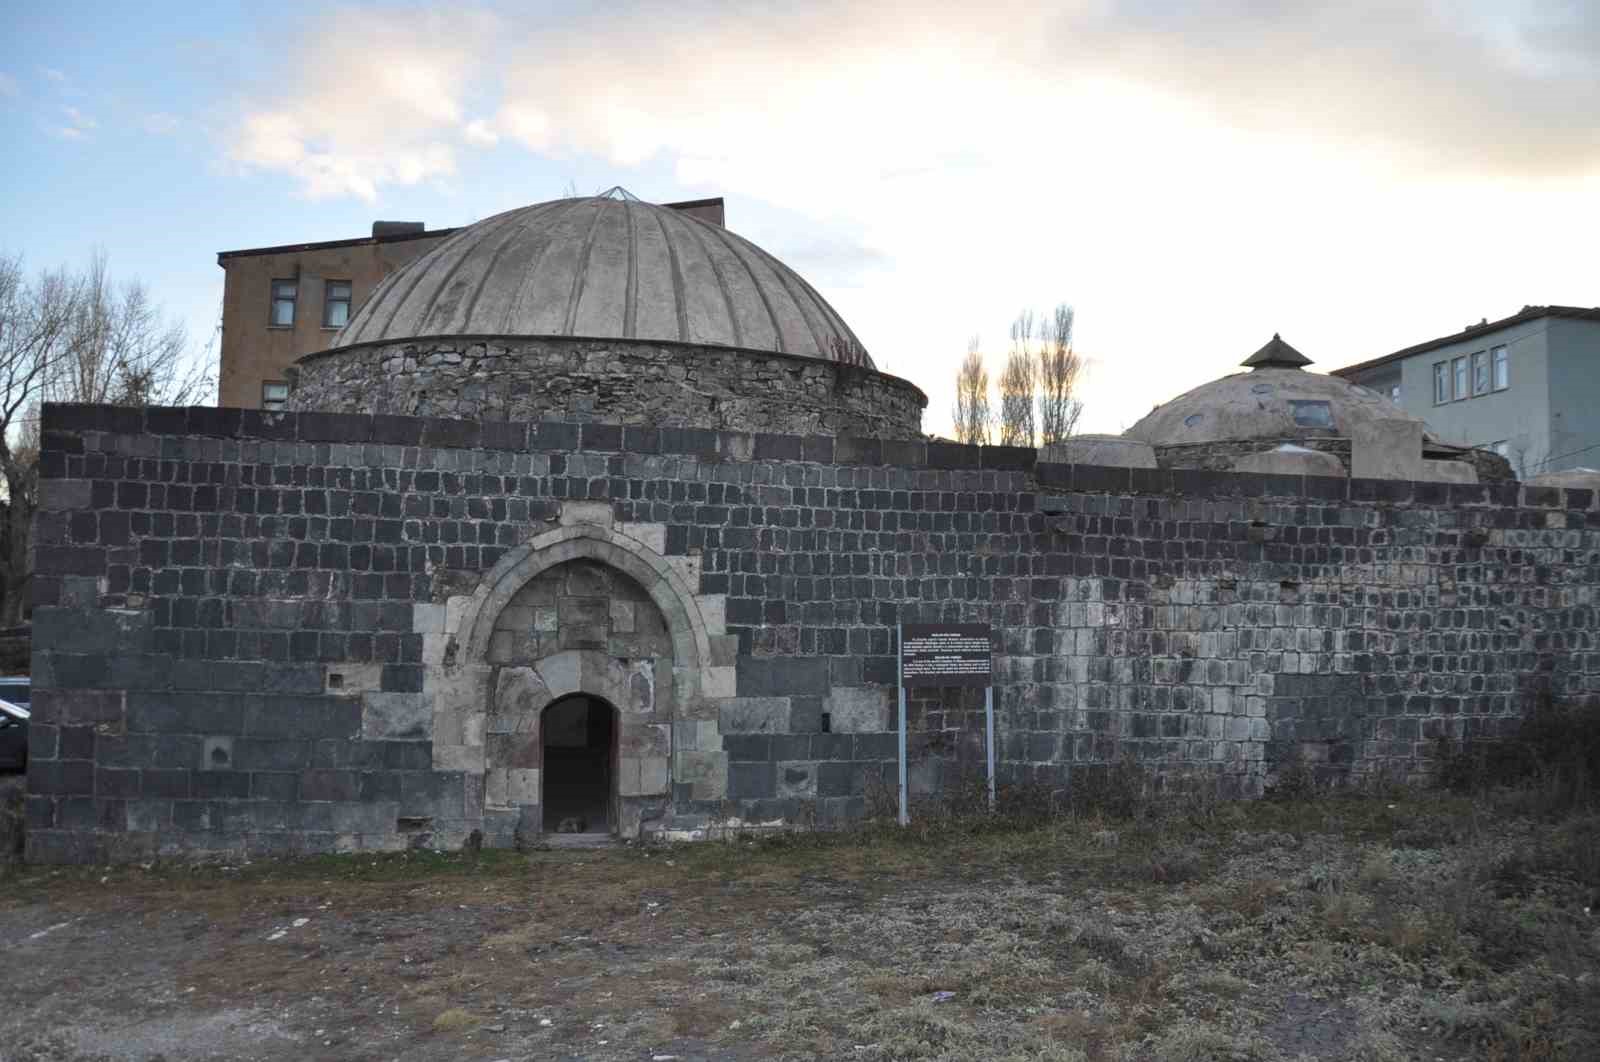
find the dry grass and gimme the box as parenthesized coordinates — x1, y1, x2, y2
(5, 784, 1600, 1061)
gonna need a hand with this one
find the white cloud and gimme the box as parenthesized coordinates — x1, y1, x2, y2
(216, 2, 1600, 433)
(39, 66, 65, 84)
(462, 118, 498, 147)
(224, 8, 497, 201)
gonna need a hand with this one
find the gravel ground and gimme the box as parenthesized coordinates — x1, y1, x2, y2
(2, 791, 1597, 1062)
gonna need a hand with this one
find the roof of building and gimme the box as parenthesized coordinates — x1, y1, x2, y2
(217, 226, 458, 264)
(331, 193, 870, 365)
(1330, 305, 1600, 379)
(1126, 335, 1436, 448)
(1241, 333, 1313, 370)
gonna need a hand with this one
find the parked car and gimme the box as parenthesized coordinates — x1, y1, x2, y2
(0, 677, 28, 773)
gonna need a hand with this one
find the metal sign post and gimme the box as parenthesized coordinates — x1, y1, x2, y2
(896, 621, 908, 827)
(985, 685, 995, 811)
(898, 623, 993, 823)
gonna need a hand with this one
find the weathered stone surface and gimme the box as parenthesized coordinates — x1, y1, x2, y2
(27, 404, 1598, 862)
(361, 693, 430, 740)
(290, 336, 926, 440)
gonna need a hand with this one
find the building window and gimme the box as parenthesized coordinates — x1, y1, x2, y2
(1289, 399, 1333, 428)
(1434, 362, 1450, 405)
(270, 280, 297, 327)
(1472, 350, 1489, 395)
(1493, 345, 1509, 390)
(1452, 356, 1468, 401)
(323, 280, 352, 328)
(1389, 383, 1401, 408)
(262, 381, 289, 411)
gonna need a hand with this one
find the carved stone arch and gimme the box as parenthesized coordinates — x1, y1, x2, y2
(454, 523, 711, 686)
(432, 523, 720, 842)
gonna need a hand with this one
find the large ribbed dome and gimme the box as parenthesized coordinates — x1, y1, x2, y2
(335, 194, 872, 366)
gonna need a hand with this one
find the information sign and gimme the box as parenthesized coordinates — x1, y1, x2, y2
(900, 623, 992, 688)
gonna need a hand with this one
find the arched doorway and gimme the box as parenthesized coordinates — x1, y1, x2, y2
(540, 693, 617, 834)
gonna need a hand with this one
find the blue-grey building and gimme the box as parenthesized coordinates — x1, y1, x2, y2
(1332, 306, 1600, 476)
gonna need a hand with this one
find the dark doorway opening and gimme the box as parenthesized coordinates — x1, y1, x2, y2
(541, 694, 615, 834)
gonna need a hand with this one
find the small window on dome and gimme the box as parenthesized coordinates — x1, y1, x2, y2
(1251, 383, 1274, 394)
(1289, 400, 1333, 428)
(1183, 413, 1204, 428)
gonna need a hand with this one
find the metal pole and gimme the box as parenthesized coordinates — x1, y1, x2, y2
(897, 621, 909, 827)
(985, 684, 996, 812)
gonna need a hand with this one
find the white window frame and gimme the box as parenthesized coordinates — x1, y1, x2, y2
(1388, 383, 1401, 408)
(1452, 356, 1468, 401)
(1492, 345, 1509, 391)
(1471, 350, 1489, 396)
(270, 279, 297, 328)
(1433, 361, 1450, 405)
(262, 380, 290, 411)
(323, 279, 352, 329)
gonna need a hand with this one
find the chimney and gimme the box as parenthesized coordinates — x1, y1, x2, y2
(665, 198, 725, 228)
(372, 221, 426, 238)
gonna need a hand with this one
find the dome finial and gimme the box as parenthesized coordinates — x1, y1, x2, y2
(596, 185, 641, 202)
(1241, 333, 1312, 370)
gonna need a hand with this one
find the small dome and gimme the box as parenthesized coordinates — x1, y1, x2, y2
(335, 193, 871, 365)
(1127, 367, 1434, 445)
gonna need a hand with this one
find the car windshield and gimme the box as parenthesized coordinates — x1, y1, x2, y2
(0, 699, 26, 722)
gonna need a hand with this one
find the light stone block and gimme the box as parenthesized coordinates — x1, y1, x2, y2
(434, 744, 485, 773)
(534, 652, 581, 697)
(445, 595, 471, 635)
(559, 500, 614, 528)
(638, 756, 670, 795)
(1351, 419, 1424, 481)
(701, 665, 736, 699)
(412, 602, 446, 634)
(610, 600, 635, 633)
(675, 749, 725, 784)
(617, 757, 643, 796)
(696, 595, 726, 635)
(504, 768, 540, 805)
(617, 522, 667, 555)
(719, 697, 790, 733)
(826, 687, 890, 732)
(619, 723, 670, 758)
(534, 606, 559, 633)
(666, 554, 701, 587)
(485, 767, 509, 806)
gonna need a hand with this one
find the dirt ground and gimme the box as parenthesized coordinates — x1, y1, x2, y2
(2, 790, 1597, 1062)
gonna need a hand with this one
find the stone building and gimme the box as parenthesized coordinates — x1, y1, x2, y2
(1052, 335, 1509, 482)
(23, 193, 1599, 863)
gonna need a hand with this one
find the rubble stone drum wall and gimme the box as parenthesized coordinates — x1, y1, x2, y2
(287, 336, 928, 441)
(24, 403, 1600, 863)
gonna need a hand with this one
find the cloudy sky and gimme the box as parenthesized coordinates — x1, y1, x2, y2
(2, 1, 1597, 435)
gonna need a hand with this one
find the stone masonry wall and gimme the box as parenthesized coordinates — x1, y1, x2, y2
(288, 336, 927, 440)
(24, 403, 1600, 862)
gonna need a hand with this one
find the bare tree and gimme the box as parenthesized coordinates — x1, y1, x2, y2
(0, 251, 211, 623)
(999, 310, 1037, 446)
(951, 337, 992, 445)
(1038, 303, 1084, 446)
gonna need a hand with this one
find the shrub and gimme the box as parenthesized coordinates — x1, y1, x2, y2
(1436, 691, 1599, 814)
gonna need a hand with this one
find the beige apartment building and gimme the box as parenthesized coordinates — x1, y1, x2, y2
(216, 198, 726, 410)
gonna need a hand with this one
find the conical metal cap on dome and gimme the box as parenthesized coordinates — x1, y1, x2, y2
(1241, 333, 1312, 370)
